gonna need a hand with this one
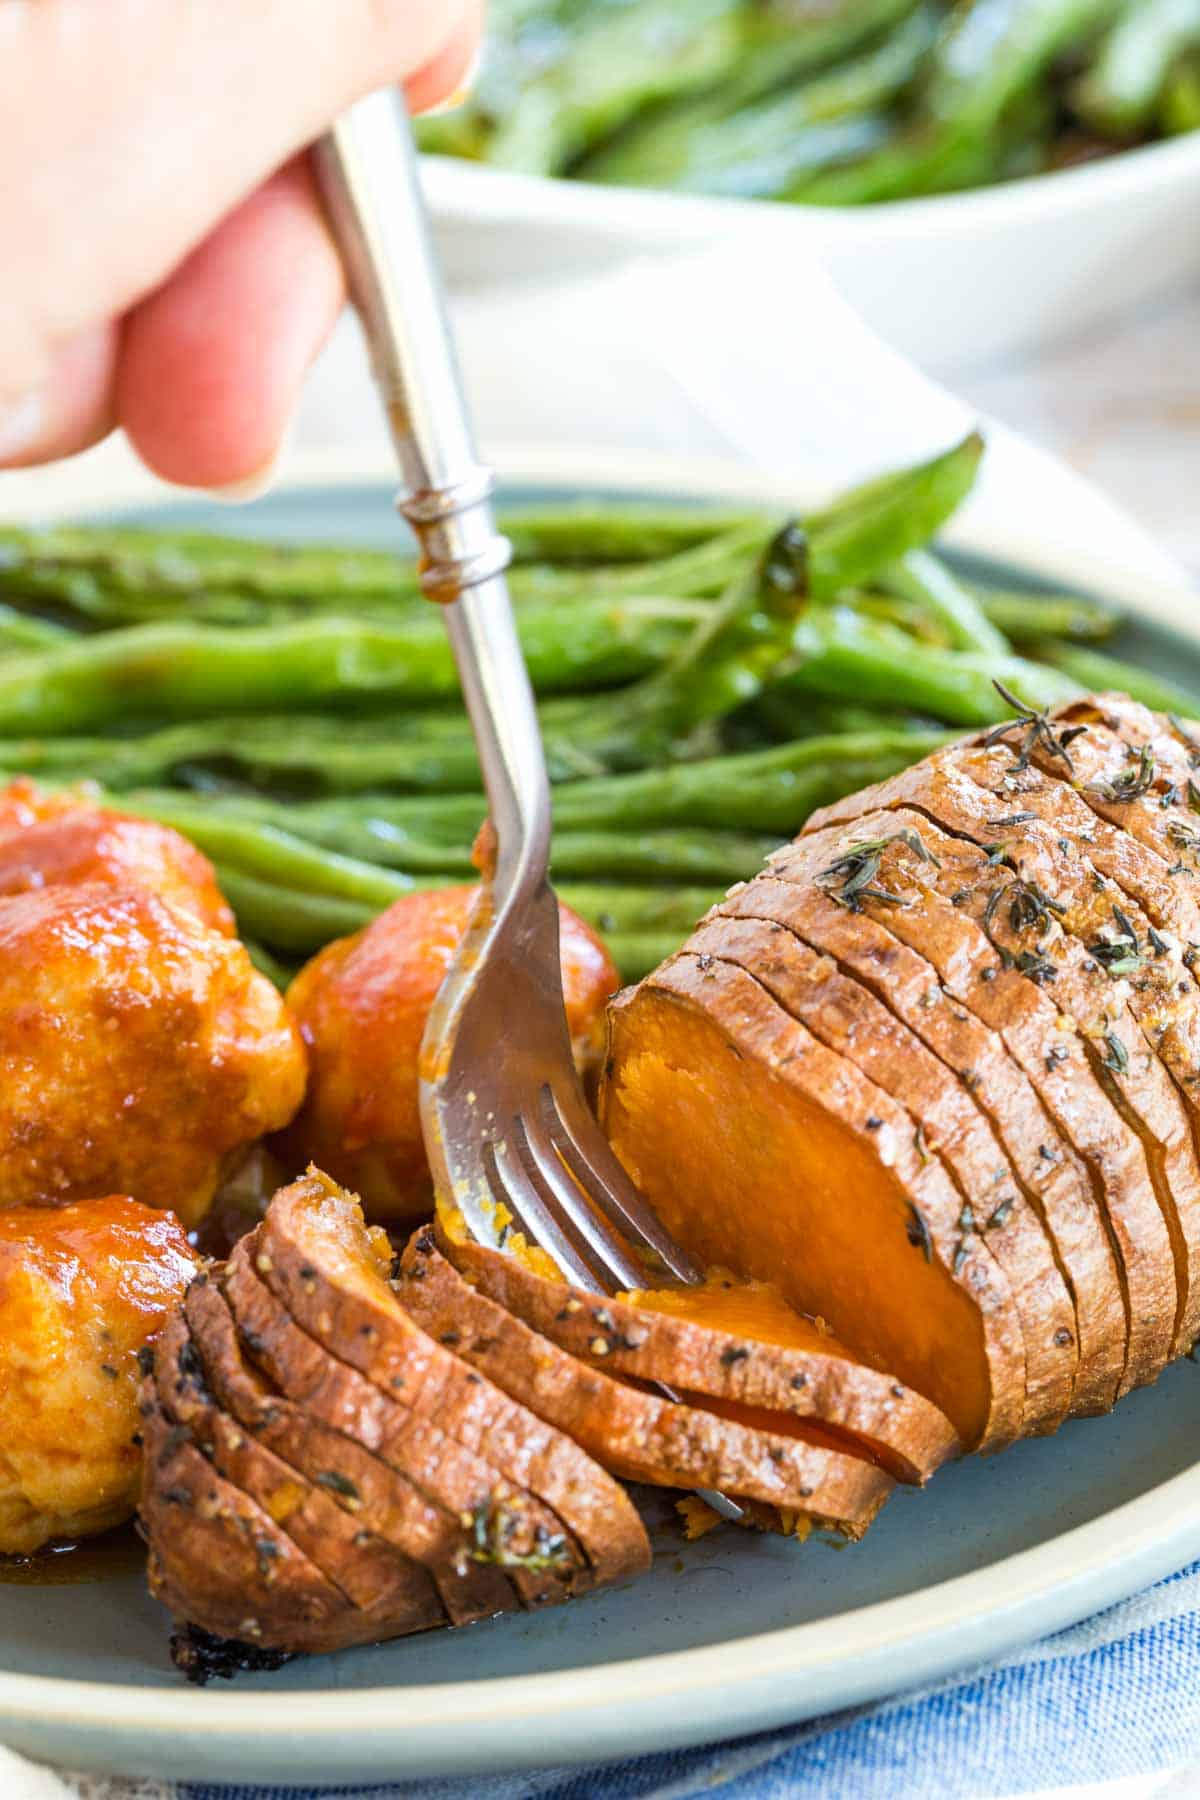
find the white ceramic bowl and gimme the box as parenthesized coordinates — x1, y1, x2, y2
(424, 131, 1200, 373)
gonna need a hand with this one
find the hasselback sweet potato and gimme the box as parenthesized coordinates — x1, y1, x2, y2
(713, 875, 1125, 1415)
(140, 1383, 381, 1656)
(684, 911, 1075, 1434)
(771, 814, 1175, 1395)
(154, 1303, 449, 1632)
(250, 1172, 651, 1586)
(216, 1247, 589, 1613)
(396, 1231, 895, 1531)
(441, 1232, 958, 1482)
(602, 949, 1025, 1450)
(184, 1271, 529, 1625)
(811, 743, 1200, 1355)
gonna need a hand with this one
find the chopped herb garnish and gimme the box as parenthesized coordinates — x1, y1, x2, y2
(984, 682, 1080, 774)
(986, 812, 1036, 829)
(1086, 905, 1145, 978)
(1013, 949, 1056, 984)
(988, 1196, 1014, 1230)
(469, 1499, 571, 1573)
(1102, 1032, 1129, 1075)
(315, 1471, 362, 1507)
(1007, 878, 1066, 936)
(1168, 818, 1200, 855)
(1087, 743, 1156, 803)
(1168, 715, 1200, 766)
(1148, 926, 1170, 959)
(720, 1345, 750, 1367)
(906, 1202, 933, 1262)
(816, 829, 935, 912)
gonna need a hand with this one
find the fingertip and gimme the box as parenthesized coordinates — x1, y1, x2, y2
(0, 325, 118, 470)
(405, 0, 485, 116)
(116, 163, 343, 491)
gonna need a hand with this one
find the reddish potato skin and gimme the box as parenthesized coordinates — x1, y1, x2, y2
(279, 887, 619, 1221)
(0, 779, 233, 934)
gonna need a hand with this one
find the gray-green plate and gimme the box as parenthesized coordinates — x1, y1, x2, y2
(1, 456, 1198, 1785)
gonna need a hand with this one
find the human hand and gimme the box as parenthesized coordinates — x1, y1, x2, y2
(0, 0, 481, 488)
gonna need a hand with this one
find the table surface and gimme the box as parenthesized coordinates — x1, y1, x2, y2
(960, 289, 1200, 583)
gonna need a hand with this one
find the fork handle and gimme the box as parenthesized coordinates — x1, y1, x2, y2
(312, 90, 553, 903)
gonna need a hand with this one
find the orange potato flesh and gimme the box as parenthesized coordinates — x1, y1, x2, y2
(603, 971, 994, 1448)
(624, 1276, 851, 1359)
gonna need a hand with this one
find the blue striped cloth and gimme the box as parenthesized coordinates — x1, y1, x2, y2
(175, 1558, 1200, 1800)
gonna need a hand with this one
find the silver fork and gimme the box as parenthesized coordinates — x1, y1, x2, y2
(314, 91, 742, 1522)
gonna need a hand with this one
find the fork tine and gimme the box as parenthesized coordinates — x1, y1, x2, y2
(484, 1134, 616, 1293)
(538, 1085, 704, 1284)
(511, 1109, 648, 1293)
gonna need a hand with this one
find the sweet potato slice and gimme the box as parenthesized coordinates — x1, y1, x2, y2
(188, 1266, 546, 1623)
(684, 911, 1075, 1434)
(252, 1172, 651, 1585)
(140, 1389, 379, 1656)
(773, 812, 1174, 1392)
(441, 1233, 958, 1482)
(946, 727, 1200, 954)
(154, 1302, 449, 1632)
(1039, 697, 1200, 880)
(714, 875, 1124, 1415)
(396, 1232, 894, 1532)
(804, 779, 1200, 1360)
(603, 948, 1024, 1450)
(218, 1245, 592, 1611)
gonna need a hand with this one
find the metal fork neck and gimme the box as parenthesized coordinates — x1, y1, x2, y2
(312, 90, 551, 906)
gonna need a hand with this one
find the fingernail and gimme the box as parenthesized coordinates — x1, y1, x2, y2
(419, 47, 482, 116)
(0, 391, 44, 463)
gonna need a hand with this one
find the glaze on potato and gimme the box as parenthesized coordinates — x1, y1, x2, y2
(0, 1197, 196, 1555)
(0, 884, 305, 1225)
(280, 886, 618, 1221)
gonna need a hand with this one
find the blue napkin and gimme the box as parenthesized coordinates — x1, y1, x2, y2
(175, 1557, 1200, 1800)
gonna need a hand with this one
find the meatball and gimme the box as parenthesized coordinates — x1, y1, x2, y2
(0, 883, 306, 1225)
(280, 886, 619, 1221)
(0, 800, 233, 935)
(0, 1197, 196, 1555)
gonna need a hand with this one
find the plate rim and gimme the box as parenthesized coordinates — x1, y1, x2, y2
(2, 446, 1199, 1773)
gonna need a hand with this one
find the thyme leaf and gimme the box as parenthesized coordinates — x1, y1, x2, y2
(1086, 743, 1156, 803)
(1102, 1031, 1129, 1075)
(983, 682, 1080, 774)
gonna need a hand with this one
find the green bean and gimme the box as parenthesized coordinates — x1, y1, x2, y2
(242, 940, 300, 992)
(0, 595, 708, 736)
(581, 8, 932, 197)
(0, 606, 70, 654)
(215, 867, 393, 954)
(1073, 0, 1200, 137)
(923, 0, 1124, 131)
(600, 934, 685, 981)
(486, 0, 748, 174)
(1030, 642, 1200, 713)
(1161, 46, 1200, 129)
(881, 550, 1009, 656)
(126, 801, 415, 909)
(972, 587, 1118, 644)
(779, 606, 1079, 725)
(803, 434, 983, 600)
(216, 860, 717, 959)
(134, 785, 779, 885)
